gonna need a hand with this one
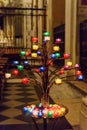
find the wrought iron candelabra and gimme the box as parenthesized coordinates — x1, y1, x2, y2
(7, 32, 83, 120)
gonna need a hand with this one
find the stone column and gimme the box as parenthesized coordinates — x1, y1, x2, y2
(33, 0, 37, 37)
(26, 4, 32, 49)
(23, 0, 32, 48)
(65, 0, 77, 65)
(46, 0, 53, 52)
(23, 13, 27, 48)
(38, 0, 43, 44)
(4, 16, 10, 46)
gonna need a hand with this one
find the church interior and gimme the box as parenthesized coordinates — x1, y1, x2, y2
(0, 0, 87, 130)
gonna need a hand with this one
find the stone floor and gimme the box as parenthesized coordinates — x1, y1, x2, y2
(0, 67, 87, 130)
(48, 67, 87, 130)
(50, 82, 85, 125)
(0, 81, 81, 130)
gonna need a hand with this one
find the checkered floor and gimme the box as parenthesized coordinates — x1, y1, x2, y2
(0, 68, 55, 130)
(0, 80, 74, 130)
(0, 81, 40, 125)
(0, 68, 80, 130)
(0, 67, 43, 130)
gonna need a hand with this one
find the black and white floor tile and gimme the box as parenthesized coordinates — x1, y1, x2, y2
(0, 68, 80, 130)
(0, 80, 40, 126)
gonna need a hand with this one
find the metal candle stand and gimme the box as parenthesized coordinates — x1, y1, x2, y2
(10, 32, 83, 130)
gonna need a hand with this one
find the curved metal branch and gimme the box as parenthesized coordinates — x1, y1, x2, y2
(47, 74, 77, 92)
(33, 71, 43, 80)
(31, 68, 42, 76)
(48, 67, 60, 79)
(49, 67, 76, 83)
(29, 78, 43, 92)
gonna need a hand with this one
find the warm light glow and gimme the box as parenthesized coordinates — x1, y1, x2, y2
(32, 44, 39, 50)
(5, 73, 11, 79)
(44, 36, 50, 41)
(23, 103, 67, 118)
(31, 53, 37, 58)
(53, 46, 60, 51)
(67, 61, 72, 66)
(55, 78, 62, 84)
